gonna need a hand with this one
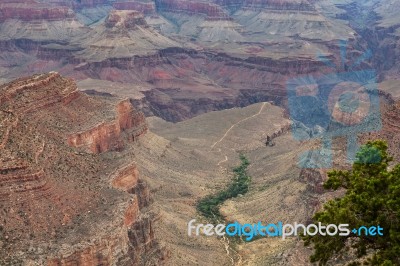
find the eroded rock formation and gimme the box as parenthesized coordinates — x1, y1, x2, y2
(0, 3, 74, 22)
(114, 1, 156, 14)
(155, 0, 230, 19)
(68, 99, 148, 153)
(243, 0, 315, 11)
(105, 10, 148, 28)
(0, 73, 165, 265)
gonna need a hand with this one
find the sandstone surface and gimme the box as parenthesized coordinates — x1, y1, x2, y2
(0, 73, 165, 265)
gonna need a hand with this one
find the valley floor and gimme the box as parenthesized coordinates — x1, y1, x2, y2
(135, 102, 319, 265)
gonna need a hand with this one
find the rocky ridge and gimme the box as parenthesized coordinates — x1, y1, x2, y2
(0, 73, 165, 265)
(0, 0, 375, 124)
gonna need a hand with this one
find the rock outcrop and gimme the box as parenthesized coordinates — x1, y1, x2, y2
(360, 98, 400, 162)
(105, 10, 148, 28)
(114, 1, 156, 14)
(68, 99, 148, 153)
(299, 168, 325, 195)
(243, 0, 315, 11)
(0, 3, 74, 22)
(45, 163, 166, 266)
(155, 0, 230, 20)
(74, 10, 180, 61)
(0, 73, 165, 265)
(0, 0, 396, 128)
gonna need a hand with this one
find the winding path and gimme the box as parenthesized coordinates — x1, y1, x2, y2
(211, 102, 266, 150)
(217, 155, 228, 166)
(211, 103, 267, 265)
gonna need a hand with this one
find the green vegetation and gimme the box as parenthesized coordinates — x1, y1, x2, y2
(197, 154, 251, 222)
(304, 140, 400, 265)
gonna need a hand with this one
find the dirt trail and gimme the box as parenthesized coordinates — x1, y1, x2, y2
(211, 103, 267, 265)
(221, 234, 235, 265)
(217, 155, 228, 166)
(211, 102, 266, 150)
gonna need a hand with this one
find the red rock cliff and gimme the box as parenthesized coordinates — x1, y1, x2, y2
(243, 0, 315, 11)
(67, 99, 148, 153)
(114, 1, 156, 14)
(156, 0, 230, 19)
(0, 73, 165, 265)
(46, 163, 166, 266)
(0, 3, 75, 22)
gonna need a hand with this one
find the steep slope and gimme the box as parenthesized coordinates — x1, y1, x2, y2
(75, 10, 181, 61)
(73, 1, 370, 123)
(151, 0, 356, 58)
(0, 1, 88, 81)
(137, 87, 400, 266)
(0, 2, 88, 42)
(0, 72, 165, 265)
(114, 1, 157, 15)
(0, 3, 182, 81)
(139, 102, 318, 265)
(317, 0, 400, 80)
(0, 0, 398, 127)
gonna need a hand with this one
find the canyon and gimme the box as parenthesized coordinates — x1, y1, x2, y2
(1, 0, 400, 265)
(2, 72, 400, 265)
(0, 73, 166, 265)
(2, 0, 399, 123)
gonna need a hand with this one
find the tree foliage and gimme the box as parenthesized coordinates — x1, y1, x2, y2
(305, 140, 400, 265)
(197, 154, 251, 221)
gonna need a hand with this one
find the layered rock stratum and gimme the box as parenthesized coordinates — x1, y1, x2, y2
(1, 1, 400, 265)
(2, 0, 397, 123)
(0, 72, 166, 265)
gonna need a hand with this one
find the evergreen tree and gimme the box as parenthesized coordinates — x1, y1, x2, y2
(304, 140, 400, 265)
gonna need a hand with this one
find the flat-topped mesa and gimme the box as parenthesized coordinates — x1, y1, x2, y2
(155, 0, 231, 20)
(68, 99, 148, 153)
(113, 1, 157, 15)
(0, 3, 75, 22)
(105, 10, 148, 28)
(243, 0, 315, 11)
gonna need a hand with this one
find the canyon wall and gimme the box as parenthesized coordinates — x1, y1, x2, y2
(360, 98, 400, 162)
(155, 0, 230, 19)
(114, 1, 156, 14)
(68, 99, 148, 153)
(46, 164, 166, 266)
(0, 73, 164, 265)
(105, 10, 149, 28)
(0, 0, 395, 126)
(0, 3, 74, 22)
(85, 49, 329, 122)
(242, 0, 315, 11)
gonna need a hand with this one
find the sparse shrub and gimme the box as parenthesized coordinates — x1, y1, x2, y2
(197, 154, 251, 221)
